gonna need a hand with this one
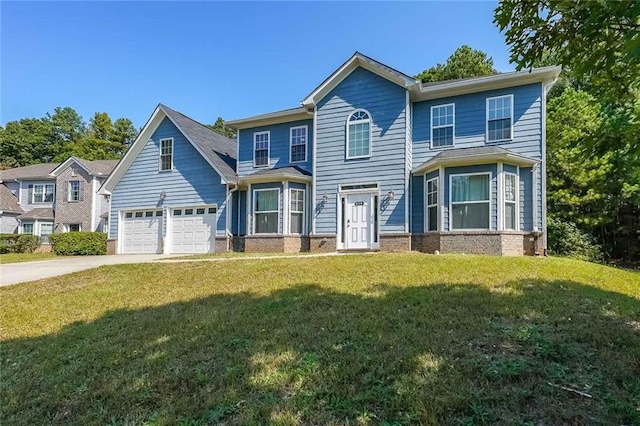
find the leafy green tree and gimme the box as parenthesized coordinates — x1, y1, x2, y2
(415, 45, 497, 83)
(495, 0, 640, 101)
(0, 118, 55, 167)
(112, 118, 138, 150)
(90, 112, 113, 141)
(207, 117, 236, 138)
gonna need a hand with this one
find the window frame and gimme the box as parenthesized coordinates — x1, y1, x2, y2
(426, 176, 439, 232)
(346, 109, 372, 160)
(486, 94, 514, 143)
(430, 103, 455, 149)
(68, 180, 81, 202)
(253, 131, 270, 168)
(504, 171, 519, 231)
(449, 172, 492, 231)
(289, 188, 305, 234)
(159, 137, 174, 172)
(253, 188, 280, 234)
(289, 125, 308, 164)
(65, 223, 82, 232)
(32, 183, 55, 203)
(22, 222, 34, 235)
(39, 222, 54, 243)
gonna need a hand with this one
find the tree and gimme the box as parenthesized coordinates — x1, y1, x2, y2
(494, 0, 640, 102)
(90, 112, 113, 141)
(112, 118, 138, 149)
(207, 117, 236, 138)
(0, 118, 55, 167)
(415, 45, 497, 83)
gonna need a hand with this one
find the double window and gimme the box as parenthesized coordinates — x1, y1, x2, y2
(426, 177, 438, 231)
(159, 138, 173, 171)
(504, 172, 518, 230)
(290, 126, 307, 163)
(31, 184, 54, 203)
(346, 109, 371, 159)
(254, 189, 279, 233)
(487, 95, 513, 142)
(289, 189, 305, 234)
(68, 181, 81, 202)
(451, 173, 491, 230)
(431, 104, 455, 148)
(254, 132, 270, 167)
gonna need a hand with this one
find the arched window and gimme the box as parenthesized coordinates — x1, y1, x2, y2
(346, 109, 372, 159)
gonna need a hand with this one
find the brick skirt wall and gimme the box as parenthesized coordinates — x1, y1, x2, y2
(242, 235, 311, 253)
(379, 234, 411, 252)
(412, 232, 543, 256)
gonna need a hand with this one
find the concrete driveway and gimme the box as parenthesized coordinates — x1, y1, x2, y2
(0, 255, 178, 287)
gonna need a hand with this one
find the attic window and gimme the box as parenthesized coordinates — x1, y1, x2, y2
(159, 138, 173, 171)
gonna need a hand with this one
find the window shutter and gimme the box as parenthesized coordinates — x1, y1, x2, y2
(28, 184, 33, 204)
(79, 181, 84, 201)
(63, 181, 68, 202)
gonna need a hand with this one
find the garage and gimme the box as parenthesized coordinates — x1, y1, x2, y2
(121, 210, 163, 254)
(169, 206, 217, 254)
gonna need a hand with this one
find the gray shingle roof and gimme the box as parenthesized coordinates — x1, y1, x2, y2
(432, 146, 510, 159)
(0, 163, 58, 181)
(242, 166, 312, 182)
(0, 184, 22, 213)
(17, 208, 54, 220)
(77, 159, 119, 176)
(160, 104, 237, 182)
(413, 146, 538, 174)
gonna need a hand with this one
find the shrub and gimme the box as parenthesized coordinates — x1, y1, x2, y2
(547, 216, 603, 262)
(0, 234, 41, 254)
(49, 232, 107, 256)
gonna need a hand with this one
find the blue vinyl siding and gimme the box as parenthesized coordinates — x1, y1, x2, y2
(237, 119, 313, 176)
(232, 190, 247, 235)
(110, 117, 228, 239)
(315, 67, 408, 234)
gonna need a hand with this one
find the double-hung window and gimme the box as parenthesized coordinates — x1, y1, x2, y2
(254, 189, 279, 233)
(431, 104, 455, 148)
(32, 184, 54, 203)
(487, 95, 513, 142)
(426, 177, 438, 231)
(68, 181, 81, 202)
(289, 189, 305, 234)
(22, 223, 34, 234)
(504, 173, 518, 230)
(451, 173, 491, 230)
(254, 132, 270, 167)
(346, 109, 371, 158)
(159, 138, 173, 171)
(290, 126, 307, 163)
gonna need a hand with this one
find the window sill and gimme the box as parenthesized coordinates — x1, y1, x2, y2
(486, 139, 513, 144)
(345, 155, 371, 160)
(158, 169, 173, 173)
(429, 143, 456, 150)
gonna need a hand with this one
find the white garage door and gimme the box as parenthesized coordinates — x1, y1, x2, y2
(170, 206, 217, 254)
(122, 210, 162, 254)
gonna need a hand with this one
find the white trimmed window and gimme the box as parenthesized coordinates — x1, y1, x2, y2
(40, 222, 54, 243)
(290, 126, 307, 163)
(487, 95, 513, 142)
(65, 223, 81, 232)
(451, 173, 491, 230)
(504, 172, 518, 230)
(426, 177, 438, 231)
(431, 104, 455, 148)
(22, 223, 34, 234)
(289, 189, 305, 234)
(31, 184, 54, 203)
(254, 189, 279, 233)
(254, 132, 270, 167)
(346, 109, 371, 159)
(68, 180, 81, 202)
(159, 138, 173, 171)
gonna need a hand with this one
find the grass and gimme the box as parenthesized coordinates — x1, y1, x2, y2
(1, 253, 639, 425)
(168, 252, 327, 260)
(0, 251, 61, 264)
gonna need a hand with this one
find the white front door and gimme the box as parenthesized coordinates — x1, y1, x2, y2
(346, 193, 371, 249)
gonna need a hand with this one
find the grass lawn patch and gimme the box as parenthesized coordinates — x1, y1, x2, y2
(1, 253, 639, 424)
(167, 252, 322, 260)
(0, 252, 60, 264)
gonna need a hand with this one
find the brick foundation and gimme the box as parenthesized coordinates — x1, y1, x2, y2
(412, 231, 543, 256)
(215, 236, 230, 253)
(107, 239, 117, 255)
(309, 234, 337, 253)
(379, 233, 411, 252)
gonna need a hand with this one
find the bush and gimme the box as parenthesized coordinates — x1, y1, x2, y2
(0, 234, 41, 254)
(547, 217, 603, 262)
(49, 232, 107, 256)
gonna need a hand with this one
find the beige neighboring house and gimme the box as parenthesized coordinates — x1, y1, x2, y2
(0, 157, 118, 243)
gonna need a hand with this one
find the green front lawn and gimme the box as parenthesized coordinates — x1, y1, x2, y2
(1, 254, 639, 425)
(0, 251, 60, 264)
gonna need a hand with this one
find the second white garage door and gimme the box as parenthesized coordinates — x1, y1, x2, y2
(170, 206, 217, 254)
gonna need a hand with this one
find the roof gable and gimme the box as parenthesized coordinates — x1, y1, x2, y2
(302, 52, 417, 108)
(100, 104, 237, 194)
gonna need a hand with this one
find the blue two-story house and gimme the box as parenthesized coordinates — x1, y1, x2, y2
(100, 52, 559, 256)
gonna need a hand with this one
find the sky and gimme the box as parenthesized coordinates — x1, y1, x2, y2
(1, 1, 513, 129)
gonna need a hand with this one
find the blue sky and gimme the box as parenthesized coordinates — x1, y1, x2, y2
(2, 1, 511, 129)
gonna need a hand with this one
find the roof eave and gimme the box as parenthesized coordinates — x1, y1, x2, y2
(412, 152, 539, 175)
(239, 173, 312, 184)
(225, 108, 311, 130)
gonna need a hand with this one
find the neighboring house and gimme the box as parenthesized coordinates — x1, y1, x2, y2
(100, 52, 560, 256)
(0, 158, 118, 243)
